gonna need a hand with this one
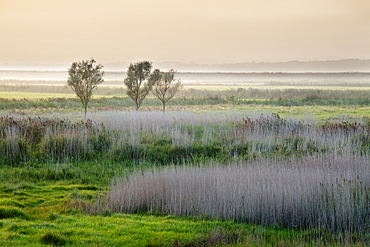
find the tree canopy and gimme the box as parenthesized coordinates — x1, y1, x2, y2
(67, 58, 104, 118)
(150, 69, 182, 112)
(124, 61, 154, 111)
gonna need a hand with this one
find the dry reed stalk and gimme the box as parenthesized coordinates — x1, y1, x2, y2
(107, 154, 370, 232)
(94, 111, 369, 155)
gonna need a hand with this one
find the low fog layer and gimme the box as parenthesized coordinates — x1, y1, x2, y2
(1, 59, 370, 73)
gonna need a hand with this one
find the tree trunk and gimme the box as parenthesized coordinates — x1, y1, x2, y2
(84, 106, 87, 119)
(162, 102, 166, 113)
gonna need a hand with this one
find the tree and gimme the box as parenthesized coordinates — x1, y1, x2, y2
(150, 69, 182, 112)
(124, 61, 154, 111)
(67, 58, 104, 119)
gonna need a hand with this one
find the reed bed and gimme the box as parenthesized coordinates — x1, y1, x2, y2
(0, 112, 369, 165)
(1, 112, 369, 234)
(0, 116, 112, 164)
(106, 154, 370, 232)
(96, 111, 369, 161)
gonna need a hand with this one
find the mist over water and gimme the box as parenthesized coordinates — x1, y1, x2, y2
(1, 70, 369, 87)
(0, 70, 68, 81)
(0, 70, 125, 86)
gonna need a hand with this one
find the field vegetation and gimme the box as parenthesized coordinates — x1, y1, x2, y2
(2, 85, 370, 108)
(0, 74, 369, 246)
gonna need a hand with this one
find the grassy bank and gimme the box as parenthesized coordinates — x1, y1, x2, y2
(1, 158, 369, 246)
(2, 85, 370, 102)
(1, 87, 369, 121)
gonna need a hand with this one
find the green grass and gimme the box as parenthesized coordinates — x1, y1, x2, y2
(4, 103, 369, 126)
(3, 209, 352, 247)
(1, 162, 359, 247)
(0, 92, 75, 100)
(0, 157, 368, 246)
(201, 104, 369, 124)
(1, 96, 369, 125)
(0, 91, 124, 100)
(1, 87, 369, 123)
(183, 84, 370, 91)
(1, 180, 366, 247)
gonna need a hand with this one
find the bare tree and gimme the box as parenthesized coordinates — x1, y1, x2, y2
(67, 58, 104, 119)
(150, 69, 182, 112)
(124, 61, 154, 111)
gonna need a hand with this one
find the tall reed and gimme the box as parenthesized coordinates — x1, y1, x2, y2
(106, 154, 370, 232)
(1, 112, 369, 164)
(99, 111, 369, 159)
(0, 116, 112, 164)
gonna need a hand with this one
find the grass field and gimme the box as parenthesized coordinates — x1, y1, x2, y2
(1, 146, 369, 246)
(0, 92, 75, 100)
(3, 161, 354, 247)
(0, 75, 370, 246)
(1, 83, 370, 123)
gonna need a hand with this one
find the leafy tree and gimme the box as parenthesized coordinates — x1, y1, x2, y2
(124, 61, 154, 111)
(150, 69, 182, 112)
(67, 58, 104, 118)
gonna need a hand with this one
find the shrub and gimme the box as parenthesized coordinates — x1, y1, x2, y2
(40, 232, 67, 246)
(0, 200, 25, 208)
(0, 116, 116, 163)
(88, 132, 113, 153)
(40, 163, 83, 181)
(0, 137, 30, 166)
(39, 135, 88, 162)
(0, 116, 69, 147)
(0, 207, 29, 220)
(111, 143, 225, 165)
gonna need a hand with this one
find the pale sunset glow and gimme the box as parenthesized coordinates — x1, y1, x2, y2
(1, 0, 369, 65)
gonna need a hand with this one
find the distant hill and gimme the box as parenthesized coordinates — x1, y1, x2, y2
(105, 59, 370, 72)
(1, 59, 370, 72)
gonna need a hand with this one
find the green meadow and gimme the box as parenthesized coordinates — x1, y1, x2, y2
(0, 78, 369, 246)
(2, 162, 352, 247)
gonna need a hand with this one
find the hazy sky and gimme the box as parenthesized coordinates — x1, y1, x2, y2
(1, 0, 370, 65)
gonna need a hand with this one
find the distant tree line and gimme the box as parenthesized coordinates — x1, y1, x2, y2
(67, 58, 182, 118)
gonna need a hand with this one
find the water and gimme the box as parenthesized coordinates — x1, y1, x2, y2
(0, 70, 124, 82)
(0, 70, 369, 87)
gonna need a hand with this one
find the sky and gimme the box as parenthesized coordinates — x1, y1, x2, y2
(1, 0, 370, 66)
